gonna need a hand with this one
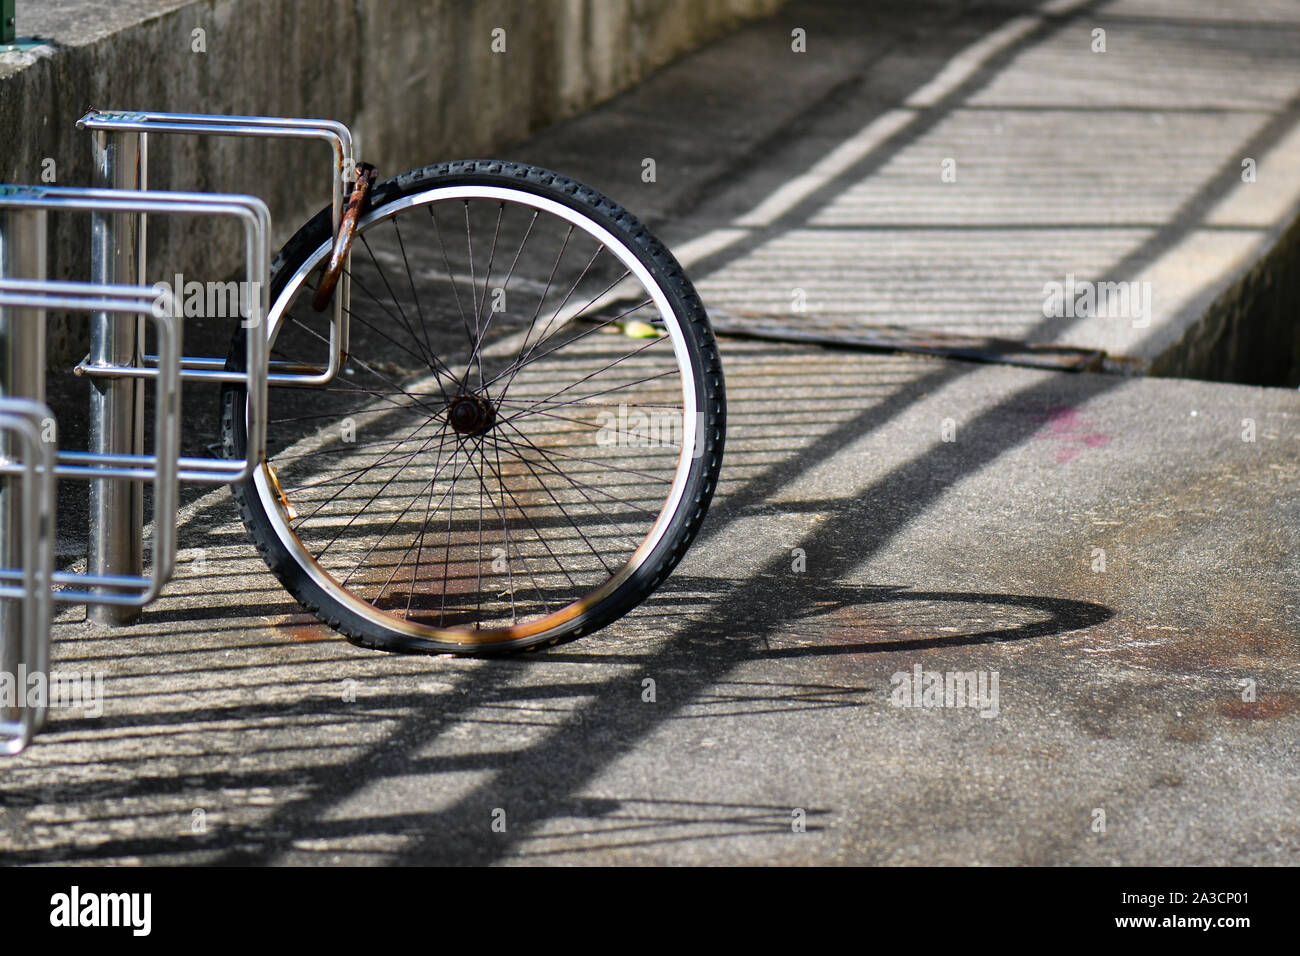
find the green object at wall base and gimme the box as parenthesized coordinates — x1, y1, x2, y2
(0, 0, 44, 52)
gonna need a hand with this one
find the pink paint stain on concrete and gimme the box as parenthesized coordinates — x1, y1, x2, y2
(1037, 406, 1111, 463)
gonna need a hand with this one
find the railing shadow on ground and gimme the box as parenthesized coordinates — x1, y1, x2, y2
(2, 0, 1102, 866)
(0, 570, 1109, 865)
(15, 0, 1293, 864)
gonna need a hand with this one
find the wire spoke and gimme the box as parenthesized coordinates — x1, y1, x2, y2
(479, 295, 653, 393)
(286, 411, 440, 508)
(366, 425, 456, 600)
(331, 273, 461, 394)
(429, 203, 477, 354)
(493, 248, 611, 403)
(478, 440, 579, 589)
(463, 208, 538, 388)
(252, 183, 702, 643)
(392, 215, 440, 369)
(482, 429, 616, 576)
(356, 235, 442, 377)
(289, 314, 449, 417)
(492, 422, 647, 554)
(492, 423, 676, 483)
(497, 419, 659, 523)
(474, 203, 504, 338)
(497, 362, 677, 429)
(317, 428, 455, 561)
(505, 223, 575, 386)
(342, 430, 471, 589)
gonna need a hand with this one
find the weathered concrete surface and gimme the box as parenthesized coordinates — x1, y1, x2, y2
(0, 0, 783, 357)
(1, 346, 1296, 866)
(514, 0, 1300, 383)
(0, 0, 1297, 866)
(1154, 201, 1300, 387)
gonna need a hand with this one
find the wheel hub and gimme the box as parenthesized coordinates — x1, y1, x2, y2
(447, 392, 495, 436)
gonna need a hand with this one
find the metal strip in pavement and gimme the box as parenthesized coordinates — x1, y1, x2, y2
(704, 307, 1106, 372)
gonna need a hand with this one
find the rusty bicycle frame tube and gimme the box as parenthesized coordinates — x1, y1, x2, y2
(313, 163, 377, 313)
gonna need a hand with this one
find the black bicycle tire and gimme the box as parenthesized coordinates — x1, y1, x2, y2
(221, 159, 725, 654)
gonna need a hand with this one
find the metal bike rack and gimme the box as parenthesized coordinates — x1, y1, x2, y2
(0, 186, 271, 482)
(0, 108, 359, 752)
(0, 188, 269, 647)
(73, 110, 354, 624)
(0, 398, 55, 755)
(76, 110, 354, 388)
(0, 278, 177, 754)
(0, 194, 51, 748)
(0, 278, 181, 606)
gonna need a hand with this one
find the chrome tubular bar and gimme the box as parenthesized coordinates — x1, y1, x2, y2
(0, 398, 55, 756)
(0, 200, 48, 651)
(86, 125, 145, 626)
(0, 109, 358, 752)
(77, 109, 356, 388)
(0, 279, 181, 607)
(0, 186, 271, 485)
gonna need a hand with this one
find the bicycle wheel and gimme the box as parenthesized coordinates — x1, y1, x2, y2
(222, 160, 725, 654)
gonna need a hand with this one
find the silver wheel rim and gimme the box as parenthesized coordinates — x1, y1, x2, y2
(249, 184, 701, 645)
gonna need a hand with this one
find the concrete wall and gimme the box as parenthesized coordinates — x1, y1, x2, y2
(0, 0, 784, 359)
(1150, 210, 1300, 388)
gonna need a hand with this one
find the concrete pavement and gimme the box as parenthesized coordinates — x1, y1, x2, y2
(0, 0, 1297, 865)
(522, 0, 1300, 383)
